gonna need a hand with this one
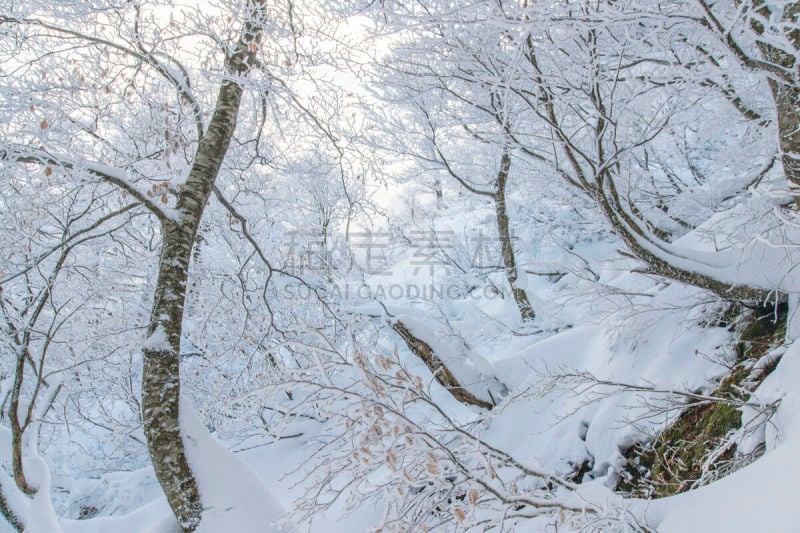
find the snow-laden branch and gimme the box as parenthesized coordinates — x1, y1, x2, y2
(692, 0, 797, 85)
(0, 14, 205, 140)
(615, 191, 800, 296)
(0, 145, 179, 222)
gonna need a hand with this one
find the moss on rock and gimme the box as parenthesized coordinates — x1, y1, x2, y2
(616, 303, 787, 498)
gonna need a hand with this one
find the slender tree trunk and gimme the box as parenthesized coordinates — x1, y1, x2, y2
(434, 177, 443, 208)
(141, 6, 265, 530)
(494, 150, 535, 321)
(8, 359, 32, 496)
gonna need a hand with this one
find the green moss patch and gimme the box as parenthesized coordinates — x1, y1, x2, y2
(616, 302, 787, 498)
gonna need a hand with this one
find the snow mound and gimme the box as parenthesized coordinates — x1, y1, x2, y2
(180, 397, 296, 533)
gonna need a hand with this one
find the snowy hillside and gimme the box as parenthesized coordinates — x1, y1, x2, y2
(1, 0, 799, 532)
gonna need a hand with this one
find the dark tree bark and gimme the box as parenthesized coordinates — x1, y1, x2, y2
(494, 150, 536, 321)
(140, 4, 265, 530)
(752, 1, 800, 193)
(392, 320, 494, 409)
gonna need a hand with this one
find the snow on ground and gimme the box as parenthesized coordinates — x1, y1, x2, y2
(640, 332, 800, 532)
(0, 401, 295, 533)
(179, 397, 295, 533)
(483, 283, 734, 484)
(4, 188, 799, 533)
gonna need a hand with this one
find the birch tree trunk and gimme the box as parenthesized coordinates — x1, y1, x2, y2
(494, 150, 535, 321)
(141, 5, 265, 529)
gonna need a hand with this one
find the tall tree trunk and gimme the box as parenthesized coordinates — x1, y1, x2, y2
(753, 0, 800, 192)
(494, 150, 536, 321)
(141, 6, 265, 530)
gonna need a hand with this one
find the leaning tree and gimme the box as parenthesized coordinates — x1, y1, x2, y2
(0, 0, 353, 529)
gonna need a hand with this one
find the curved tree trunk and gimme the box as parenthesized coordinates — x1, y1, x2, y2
(141, 5, 265, 530)
(494, 150, 536, 321)
(8, 348, 33, 497)
(597, 168, 772, 303)
(521, 34, 773, 305)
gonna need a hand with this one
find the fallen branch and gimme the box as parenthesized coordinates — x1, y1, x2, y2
(391, 320, 493, 410)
